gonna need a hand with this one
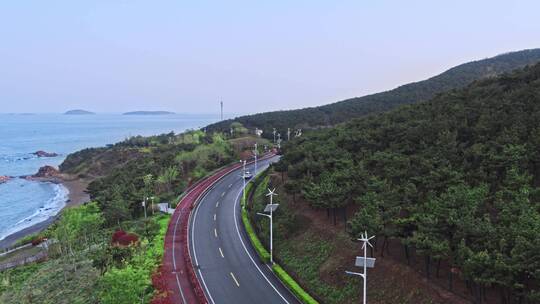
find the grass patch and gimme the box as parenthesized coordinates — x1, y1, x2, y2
(241, 208, 270, 263)
(272, 264, 318, 304)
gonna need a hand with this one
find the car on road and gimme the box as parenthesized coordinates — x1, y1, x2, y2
(243, 171, 253, 179)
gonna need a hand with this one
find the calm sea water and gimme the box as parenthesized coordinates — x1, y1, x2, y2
(0, 113, 218, 241)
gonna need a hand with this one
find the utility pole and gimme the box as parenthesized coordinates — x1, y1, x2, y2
(345, 232, 376, 304)
(151, 196, 155, 215)
(257, 188, 279, 264)
(272, 128, 276, 144)
(220, 100, 223, 121)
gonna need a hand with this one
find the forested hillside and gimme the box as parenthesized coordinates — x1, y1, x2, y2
(207, 49, 540, 138)
(276, 63, 540, 303)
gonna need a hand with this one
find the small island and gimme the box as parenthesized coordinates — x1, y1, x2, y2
(123, 111, 175, 115)
(64, 109, 95, 115)
(33, 150, 59, 158)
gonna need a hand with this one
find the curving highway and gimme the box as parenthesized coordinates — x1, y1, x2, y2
(189, 156, 300, 304)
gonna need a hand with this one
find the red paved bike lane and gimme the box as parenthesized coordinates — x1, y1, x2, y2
(160, 153, 275, 304)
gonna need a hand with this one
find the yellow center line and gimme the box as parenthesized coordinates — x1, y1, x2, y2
(230, 272, 240, 287)
(214, 228, 218, 238)
(219, 247, 224, 258)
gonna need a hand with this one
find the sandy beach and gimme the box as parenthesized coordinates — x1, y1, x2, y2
(0, 176, 91, 250)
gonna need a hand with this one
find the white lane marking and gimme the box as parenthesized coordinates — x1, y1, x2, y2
(191, 191, 217, 304)
(175, 274, 188, 304)
(190, 159, 279, 304)
(228, 183, 233, 188)
(230, 272, 240, 287)
(221, 192, 225, 197)
(219, 247, 225, 258)
(216, 201, 219, 208)
(172, 207, 188, 304)
(214, 228, 218, 238)
(233, 179, 290, 303)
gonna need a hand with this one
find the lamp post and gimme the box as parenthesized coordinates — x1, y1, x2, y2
(287, 128, 291, 141)
(257, 188, 279, 264)
(142, 197, 147, 219)
(240, 160, 247, 204)
(254, 143, 258, 176)
(345, 232, 376, 304)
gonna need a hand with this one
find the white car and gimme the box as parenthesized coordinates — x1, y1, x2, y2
(243, 171, 253, 179)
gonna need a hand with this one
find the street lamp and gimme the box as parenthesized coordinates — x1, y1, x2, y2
(141, 197, 147, 219)
(240, 159, 247, 204)
(345, 232, 376, 304)
(287, 128, 291, 141)
(253, 143, 258, 176)
(257, 188, 279, 264)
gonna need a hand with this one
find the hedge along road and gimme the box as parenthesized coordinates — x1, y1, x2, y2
(189, 156, 300, 304)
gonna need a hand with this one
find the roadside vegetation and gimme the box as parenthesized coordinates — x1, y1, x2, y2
(243, 171, 318, 304)
(1, 130, 265, 303)
(273, 63, 540, 303)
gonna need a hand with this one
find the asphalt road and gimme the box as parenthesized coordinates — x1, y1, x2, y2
(189, 156, 300, 304)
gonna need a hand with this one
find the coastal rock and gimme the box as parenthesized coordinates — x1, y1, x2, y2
(33, 151, 59, 158)
(0, 176, 10, 184)
(32, 166, 61, 178)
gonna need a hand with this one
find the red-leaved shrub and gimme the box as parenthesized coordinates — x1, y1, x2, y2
(151, 265, 174, 304)
(31, 236, 46, 246)
(111, 229, 139, 246)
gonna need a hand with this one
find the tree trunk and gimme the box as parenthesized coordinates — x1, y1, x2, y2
(448, 271, 453, 292)
(425, 255, 431, 280)
(404, 244, 410, 265)
(436, 259, 441, 278)
(333, 208, 337, 225)
(380, 238, 385, 257)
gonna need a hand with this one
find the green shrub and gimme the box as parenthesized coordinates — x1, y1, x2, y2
(272, 264, 319, 304)
(241, 208, 270, 263)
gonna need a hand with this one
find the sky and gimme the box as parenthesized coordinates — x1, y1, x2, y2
(0, 1, 539, 114)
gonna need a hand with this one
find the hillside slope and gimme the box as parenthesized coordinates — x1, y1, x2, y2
(276, 63, 540, 302)
(207, 48, 540, 136)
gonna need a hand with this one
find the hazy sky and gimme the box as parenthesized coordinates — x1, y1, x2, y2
(1, 1, 538, 114)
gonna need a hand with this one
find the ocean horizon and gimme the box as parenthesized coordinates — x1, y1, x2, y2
(0, 113, 220, 243)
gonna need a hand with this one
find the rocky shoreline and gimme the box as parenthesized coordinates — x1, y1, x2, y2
(0, 176, 11, 184)
(0, 165, 91, 249)
(33, 150, 59, 158)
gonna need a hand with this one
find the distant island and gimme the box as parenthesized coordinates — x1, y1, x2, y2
(64, 109, 95, 115)
(123, 111, 175, 115)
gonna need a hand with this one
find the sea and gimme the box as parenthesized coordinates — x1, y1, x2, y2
(0, 113, 218, 242)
